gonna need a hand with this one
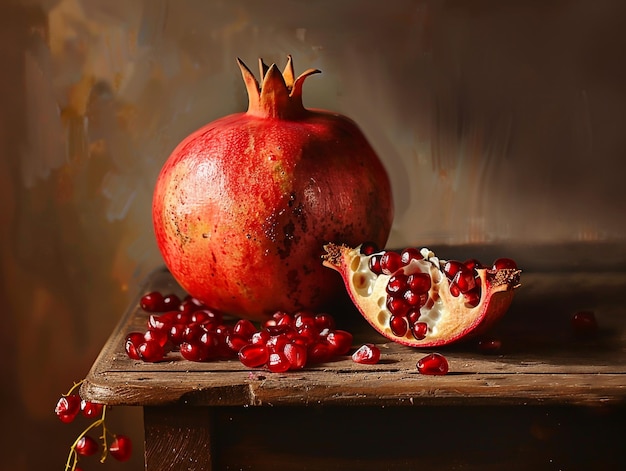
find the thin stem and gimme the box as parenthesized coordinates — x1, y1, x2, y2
(63, 379, 84, 397)
(63, 403, 108, 470)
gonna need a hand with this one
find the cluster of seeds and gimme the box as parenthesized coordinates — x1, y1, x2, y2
(360, 242, 518, 341)
(125, 291, 374, 371)
(54, 381, 132, 471)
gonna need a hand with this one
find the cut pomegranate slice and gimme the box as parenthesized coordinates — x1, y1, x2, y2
(323, 243, 521, 347)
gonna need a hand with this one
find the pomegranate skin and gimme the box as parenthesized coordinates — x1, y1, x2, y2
(153, 57, 393, 321)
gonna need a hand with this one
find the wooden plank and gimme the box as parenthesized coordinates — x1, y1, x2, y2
(81, 268, 626, 407)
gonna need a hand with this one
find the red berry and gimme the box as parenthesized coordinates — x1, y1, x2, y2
(80, 400, 103, 419)
(238, 343, 270, 368)
(325, 330, 353, 356)
(109, 435, 132, 462)
(492, 258, 518, 270)
(352, 344, 381, 364)
(138, 340, 165, 362)
(416, 353, 449, 375)
(380, 251, 403, 275)
(360, 241, 380, 255)
(140, 291, 166, 311)
(55, 394, 81, 423)
(571, 311, 598, 336)
(76, 435, 99, 456)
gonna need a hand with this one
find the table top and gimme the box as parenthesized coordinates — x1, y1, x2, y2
(81, 266, 626, 408)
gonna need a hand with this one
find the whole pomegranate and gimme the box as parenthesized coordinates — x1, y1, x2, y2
(153, 56, 393, 321)
(323, 243, 521, 347)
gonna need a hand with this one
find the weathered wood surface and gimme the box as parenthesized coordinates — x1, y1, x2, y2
(82, 267, 626, 407)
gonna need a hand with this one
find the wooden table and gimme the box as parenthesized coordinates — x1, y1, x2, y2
(81, 266, 626, 470)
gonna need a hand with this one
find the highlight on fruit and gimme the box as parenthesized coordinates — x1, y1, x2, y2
(322, 242, 522, 347)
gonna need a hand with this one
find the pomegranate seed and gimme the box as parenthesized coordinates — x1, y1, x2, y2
(125, 332, 144, 360)
(284, 342, 308, 370)
(226, 334, 249, 353)
(144, 329, 170, 349)
(477, 337, 502, 354)
(410, 321, 428, 340)
(400, 247, 422, 265)
(352, 343, 381, 364)
(138, 340, 165, 362)
(360, 241, 379, 255)
(380, 251, 403, 275)
(250, 330, 271, 345)
(233, 319, 257, 339)
(326, 330, 353, 355)
(199, 331, 219, 350)
(267, 351, 291, 373)
(294, 311, 316, 329)
(179, 297, 204, 315)
(180, 342, 211, 362)
(492, 258, 518, 270)
(238, 343, 270, 368)
(148, 311, 177, 331)
(266, 332, 291, 352)
(407, 272, 431, 293)
(407, 309, 421, 324)
(443, 260, 465, 280)
(76, 435, 99, 456)
(191, 308, 222, 325)
(389, 315, 408, 337)
(386, 273, 408, 295)
(80, 400, 103, 419)
(314, 313, 335, 330)
(308, 342, 333, 363)
(449, 282, 461, 297)
(403, 289, 427, 307)
(140, 291, 166, 311)
(109, 435, 132, 462)
(571, 311, 598, 336)
(368, 254, 384, 275)
(55, 395, 81, 423)
(452, 269, 476, 293)
(182, 323, 207, 343)
(168, 323, 187, 346)
(416, 353, 449, 375)
(463, 287, 481, 307)
(162, 293, 181, 310)
(296, 324, 319, 345)
(386, 296, 410, 317)
(463, 258, 483, 272)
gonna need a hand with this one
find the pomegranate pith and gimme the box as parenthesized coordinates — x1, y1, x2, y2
(322, 243, 521, 347)
(152, 56, 393, 321)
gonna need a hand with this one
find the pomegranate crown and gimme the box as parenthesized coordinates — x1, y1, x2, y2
(237, 55, 320, 119)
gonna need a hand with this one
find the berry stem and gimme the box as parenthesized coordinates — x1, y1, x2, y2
(64, 404, 109, 471)
(63, 379, 84, 397)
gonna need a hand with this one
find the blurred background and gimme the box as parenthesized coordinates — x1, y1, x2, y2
(1, 0, 625, 469)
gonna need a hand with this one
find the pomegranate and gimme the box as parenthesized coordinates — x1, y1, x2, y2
(152, 56, 393, 321)
(322, 243, 521, 347)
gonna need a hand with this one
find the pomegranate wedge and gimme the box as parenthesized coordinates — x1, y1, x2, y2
(323, 243, 521, 347)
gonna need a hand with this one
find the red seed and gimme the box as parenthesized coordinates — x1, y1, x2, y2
(380, 251, 403, 275)
(452, 269, 476, 293)
(360, 241, 380, 255)
(386, 273, 408, 295)
(80, 400, 103, 419)
(314, 313, 335, 330)
(492, 258, 518, 270)
(400, 247, 422, 265)
(233, 319, 257, 339)
(410, 321, 428, 340)
(76, 435, 99, 456)
(407, 272, 431, 293)
(140, 291, 166, 312)
(138, 340, 165, 362)
(180, 342, 211, 362)
(284, 342, 308, 370)
(238, 343, 270, 368)
(55, 394, 81, 423)
(416, 353, 449, 375)
(352, 344, 381, 364)
(571, 311, 598, 336)
(162, 293, 181, 310)
(368, 254, 384, 275)
(325, 330, 353, 355)
(477, 337, 502, 354)
(125, 332, 145, 360)
(267, 351, 291, 373)
(389, 315, 408, 337)
(463, 258, 483, 272)
(307, 342, 333, 363)
(443, 260, 465, 280)
(463, 287, 481, 307)
(109, 435, 132, 462)
(386, 296, 410, 317)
